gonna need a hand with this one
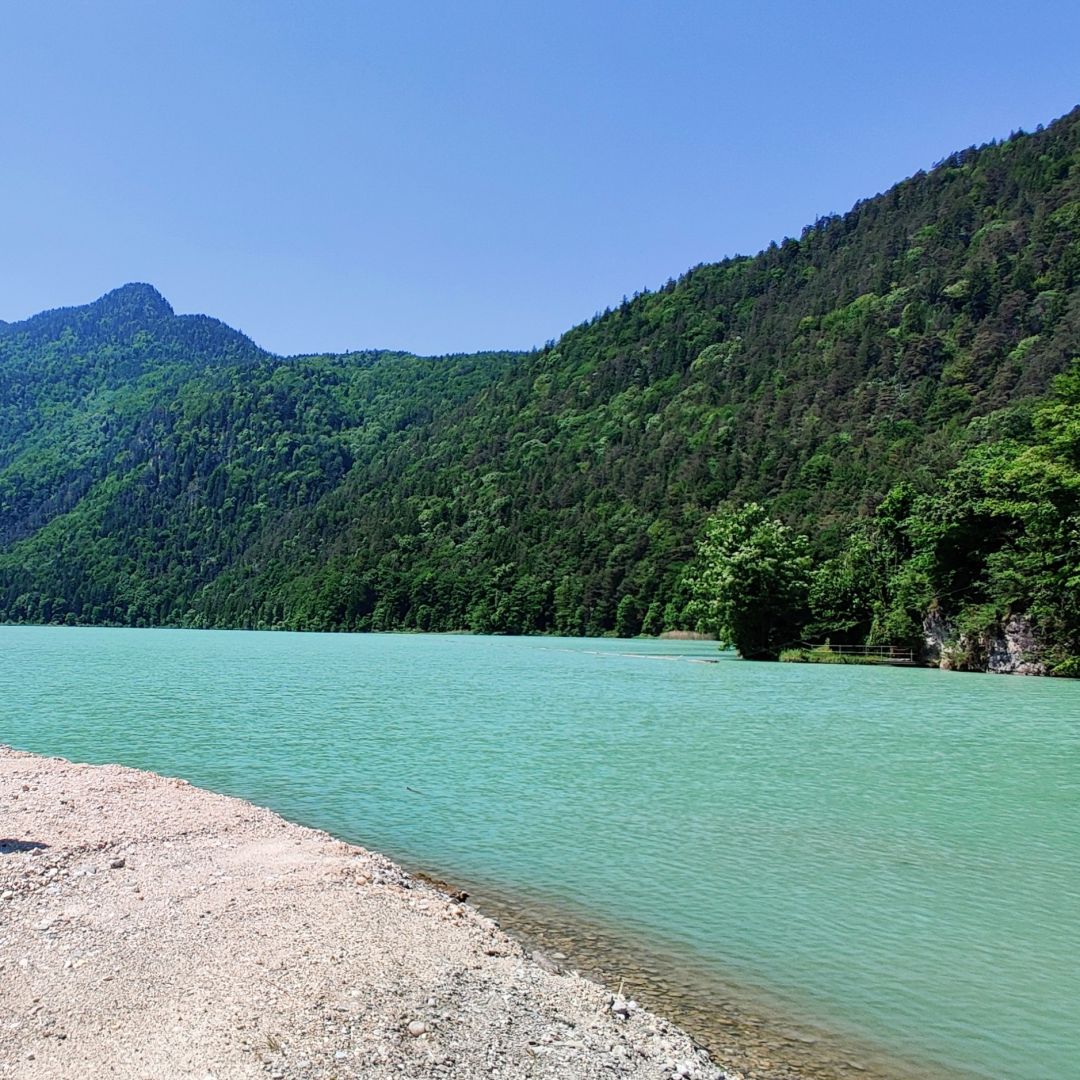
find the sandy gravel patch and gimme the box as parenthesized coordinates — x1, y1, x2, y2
(0, 746, 730, 1080)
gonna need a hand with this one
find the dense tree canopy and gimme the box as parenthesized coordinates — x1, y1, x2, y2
(1, 108, 1079, 672)
(695, 362, 1080, 669)
(687, 504, 812, 659)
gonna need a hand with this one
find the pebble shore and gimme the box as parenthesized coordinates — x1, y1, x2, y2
(0, 746, 743, 1080)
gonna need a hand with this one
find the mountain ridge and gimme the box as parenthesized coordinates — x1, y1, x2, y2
(1, 106, 1079, 668)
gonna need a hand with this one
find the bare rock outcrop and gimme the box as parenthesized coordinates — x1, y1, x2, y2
(922, 610, 1047, 675)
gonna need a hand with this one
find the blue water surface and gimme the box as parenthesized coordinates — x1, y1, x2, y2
(2, 626, 1077, 1079)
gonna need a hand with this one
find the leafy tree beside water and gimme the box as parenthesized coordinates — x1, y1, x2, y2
(720, 362, 1080, 671)
(687, 503, 812, 659)
(898, 360, 1080, 672)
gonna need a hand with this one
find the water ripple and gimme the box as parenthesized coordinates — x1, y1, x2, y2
(2, 626, 1077, 1080)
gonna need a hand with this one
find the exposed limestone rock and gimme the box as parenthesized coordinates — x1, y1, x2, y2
(921, 609, 953, 668)
(922, 610, 1046, 675)
(984, 615, 1047, 676)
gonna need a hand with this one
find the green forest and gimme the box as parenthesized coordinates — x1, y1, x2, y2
(2, 107, 1079, 672)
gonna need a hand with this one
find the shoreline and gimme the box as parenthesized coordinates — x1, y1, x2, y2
(446, 877, 972, 1080)
(0, 746, 962, 1080)
(0, 745, 728, 1079)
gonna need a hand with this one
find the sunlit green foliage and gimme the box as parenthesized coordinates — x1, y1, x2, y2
(1, 109, 1079, 667)
(784, 362, 1080, 670)
(687, 504, 812, 659)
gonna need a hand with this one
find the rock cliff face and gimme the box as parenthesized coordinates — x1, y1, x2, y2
(921, 610, 951, 669)
(983, 615, 1048, 676)
(922, 611, 1047, 676)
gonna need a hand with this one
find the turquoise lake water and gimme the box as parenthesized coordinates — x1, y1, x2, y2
(2, 626, 1077, 1079)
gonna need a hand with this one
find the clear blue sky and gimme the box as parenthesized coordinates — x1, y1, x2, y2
(2, 1, 1077, 356)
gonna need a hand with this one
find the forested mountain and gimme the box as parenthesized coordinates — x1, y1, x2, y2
(0, 283, 264, 548)
(2, 107, 1079, 669)
(0, 286, 520, 626)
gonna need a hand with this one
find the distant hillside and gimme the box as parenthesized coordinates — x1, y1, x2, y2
(0, 284, 265, 548)
(1, 107, 1078, 666)
(0, 287, 519, 625)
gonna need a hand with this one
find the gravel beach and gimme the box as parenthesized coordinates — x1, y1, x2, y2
(0, 746, 736, 1080)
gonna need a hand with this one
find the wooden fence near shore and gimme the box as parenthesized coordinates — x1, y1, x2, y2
(802, 643, 917, 665)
